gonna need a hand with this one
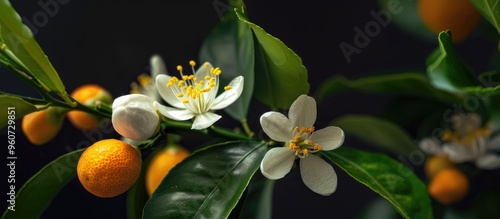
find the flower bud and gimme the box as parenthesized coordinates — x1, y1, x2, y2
(22, 107, 66, 145)
(67, 84, 112, 130)
(112, 94, 160, 141)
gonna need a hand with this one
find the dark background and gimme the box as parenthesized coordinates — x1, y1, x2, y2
(1, 0, 498, 218)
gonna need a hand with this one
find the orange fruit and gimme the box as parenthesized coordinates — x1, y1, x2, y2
(428, 168, 469, 205)
(77, 139, 142, 198)
(418, 0, 482, 43)
(67, 84, 112, 130)
(145, 145, 190, 196)
(424, 155, 456, 179)
(22, 107, 65, 145)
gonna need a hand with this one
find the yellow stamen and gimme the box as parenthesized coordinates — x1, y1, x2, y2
(224, 85, 232, 91)
(177, 65, 183, 71)
(189, 60, 196, 67)
(177, 93, 184, 97)
(182, 99, 189, 103)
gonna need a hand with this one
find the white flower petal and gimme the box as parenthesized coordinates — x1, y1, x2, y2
(154, 101, 194, 121)
(289, 94, 316, 127)
(300, 155, 337, 196)
(194, 62, 214, 79)
(210, 76, 244, 110)
(112, 94, 159, 141)
(150, 54, 167, 77)
(191, 112, 222, 130)
(476, 153, 500, 170)
(260, 147, 296, 180)
(260, 112, 293, 142)
(418, 138, 444, 155)
(443, 143, 474, 163)
(155, 74, 185, 108)
(310, 126, 344, 151)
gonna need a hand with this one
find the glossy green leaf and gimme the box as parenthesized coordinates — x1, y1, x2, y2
(426, 30, 480, 92)
(235, 9, 309, 109)
(199, 3, 254, 120)
(2, 149, 84, 219)
(464, 70, 500, 96)
(331, 114, 420, 157)
(0, 0, 68, 97)
(238, 173, 274, 219)
(377, 0, 436, 42)
(321, 147, 432, 219)
(314, 72, 463, 104)
(143, 141, 267, 219)
(0, 94, 38, 129)
(470, 0, 500, 35)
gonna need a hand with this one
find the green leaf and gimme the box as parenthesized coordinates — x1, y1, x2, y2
(238, 174, 274, 219)
(331, 114, 420, 157)
(321, 147, 432, 219)
(0, 94, 38, 129)
(463, 70, 500, 96)
(0, 0, 68, 97)
(2, 149, 84, 219)
(199, 4, 254, 120)
(142, 141, 267, 219)
(235, 9, 309, 109)
(314, 72, 463, 104)
(469, 0, 500, 35)
(426, 30, 480, 92)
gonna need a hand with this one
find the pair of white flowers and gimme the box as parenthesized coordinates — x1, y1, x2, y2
(419, 113, 500, 170)
(112, 56, 345, 196)
(112, 56, 244, 141)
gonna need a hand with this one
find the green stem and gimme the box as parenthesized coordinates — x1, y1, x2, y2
(240, 118, 255, 138)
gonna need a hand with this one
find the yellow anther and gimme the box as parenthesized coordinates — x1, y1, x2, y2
(177, 65, 183, 71)
(293, 135, 301, 143)
(199, 80, 204, 85)
(308, 126, 315, 133)
(189, 60, 196, 67)
(167, 82, 173, 87)
(205, 75, 211, 80)
(177, 93, 184, 97)
(209, 82, 216, 87)
(224, 85, 232, 91)
(204, 63, 209, 68)
(302, 149, 308, 156)
(294, 126, 300, 132)
(182, 75, 189, 81)
(177, 81, 184, 87)
(182, 99, 189, 103)
(188, 75, 195, 80)
(202, 88, 211, 92)
(209, 78, 215, 83)
(137, 74, 152, 87)
(181, 86, 187, 90)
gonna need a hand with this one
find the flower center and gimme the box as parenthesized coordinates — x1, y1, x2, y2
(166, 61, 231, 113)
(288, 126, 322, 158)
(130, 73, 153, 94)
(441, 123, 491, 146)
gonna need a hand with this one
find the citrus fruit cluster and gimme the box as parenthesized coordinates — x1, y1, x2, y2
(21, 84, 112, 145)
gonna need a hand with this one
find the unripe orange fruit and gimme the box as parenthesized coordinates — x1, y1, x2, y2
(77, 139, 142, 198)
(428, 168, 469, 205)
(418, 0, 482, 43)
(67, 84, 112, 130)
(145, 145, 190, 196)
(424, 155, 456, 179)
(22, 107, 65, 145)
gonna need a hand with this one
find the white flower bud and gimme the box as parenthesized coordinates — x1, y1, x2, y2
(112, 94, 160, 141)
